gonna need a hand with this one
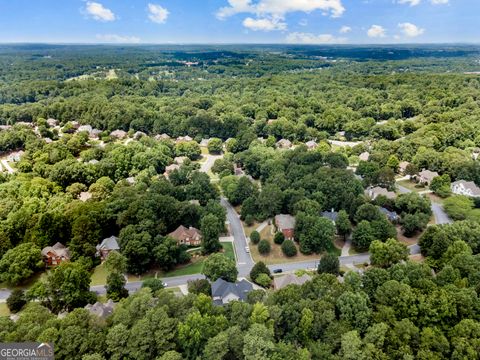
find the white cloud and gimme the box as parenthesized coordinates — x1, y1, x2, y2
(430, 0, 448, 4)
(398, 0, 421, 5)
(217, 0, 346, 32)
(85, 2, 116, 21)
(367, 25, 386, 38)
(96, 34, 141, 43)
(339, 26, 351, 34)
(147, 3, 169, 24)
(286, 32, 347, 44)
(398, 22, 425, 37)
(243, 17, 287, 31)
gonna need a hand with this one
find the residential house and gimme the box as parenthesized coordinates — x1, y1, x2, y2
(168, 225, 202, 246)
(46, 118, 59, 127)
(164, 164, 180, 178)
(78, 125, 93, 134)
(126, 177, 135, 185)
(379, 207, 400, 222)
(79, 191, 92, 202)
(359, 152, 370, 162)
(41, 242, 71, 266)
(155, 133, 171, 141)
(7, 151, 24, 162)
(89, 129, 102, 139)
(305, 140, 318, 150)
(399, 161, 411, 175)
(96, 236, 120, 260)
(276, 139, 292, 149)
(85, 300, 116, 319)
(418, 169, 439, 185)
(321, 209, 339, 224)
(0, 125, 12, 131)
(365, 186, 396, 200)
(211, 278, 254, 306)
(110, 130, 128, 139)
(451, 180, 480, 198)
(174, 156, 188, 165)
(133, 131, 146, 140)
(175, 135, 193, 144)
(274, 214, 296, 240)
(273, 274, 312, 290)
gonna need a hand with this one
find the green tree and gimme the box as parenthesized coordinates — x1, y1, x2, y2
(336, 209, 352, 239)
(187, 279, 211, 295)
(369, 239, 409, 268)
(281, 240, 297, 257)
(318, 253, 340, 275)
(6, 289, 27, 313)
(106, 271, 129, 301)
(141, 278, 165, 293)
(273, 232, 285, 245)
(352, 220, 375, 251)
(250, 230, 260, 245)
(104, 251, 127, 274)
(255, 273, 272, 288)
(430, 174, 451, 198)
(175, 141, 201, 160)
(258, 240, 271, 255)
(201, 214, 222, 254)
(296, 213, 335, 254)
(208, 138, 223, 154)
(250, 261, 271, 282)
(202, 253, 238, 282)
(0, 243, 43, 285)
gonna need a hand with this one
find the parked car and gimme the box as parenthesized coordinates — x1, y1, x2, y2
(245, 246, 250, 253)
(273, 269, 283, 274)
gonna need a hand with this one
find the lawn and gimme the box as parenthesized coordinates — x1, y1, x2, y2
(250, 225, 322, 265)
(397, 180, 426, 193)
(126, 242, 235, 281)
(91, 264, 109, 286)
(0, 303, 10, 317)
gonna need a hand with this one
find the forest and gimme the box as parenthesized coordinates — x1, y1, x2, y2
(1, 44, 480, 359)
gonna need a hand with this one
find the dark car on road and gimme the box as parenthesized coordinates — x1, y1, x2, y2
(273, 269, 283, 274)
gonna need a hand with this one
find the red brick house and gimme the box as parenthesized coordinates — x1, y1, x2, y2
(275, 214, 296, 240)
(96, 236, 120, 261)
(168, 225, 202, 246)
(41, 242, 71, 266)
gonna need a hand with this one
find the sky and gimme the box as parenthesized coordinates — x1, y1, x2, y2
(0, 0, 477, 44)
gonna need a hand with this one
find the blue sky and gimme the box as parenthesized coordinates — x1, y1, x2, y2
(0, 0, 477, 44)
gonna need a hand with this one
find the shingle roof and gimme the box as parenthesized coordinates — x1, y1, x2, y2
(321, 210, 339, 222)
(211, 278, 253, 305)
(275, 214, 296, 230)
(96, 236, 120, 251)
(85, 300, 116, 319)
(168, 225, 202, 242)
(273, 274, 312, 290)
(41, 242, 71, 259)
(452, 180, 480, 196)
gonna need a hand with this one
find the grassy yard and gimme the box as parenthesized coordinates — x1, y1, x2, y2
(90, 264, 109, 286)
(125, 242, 235, 281)
(397, 179, 427, 193)
(0, 303, 10, 317)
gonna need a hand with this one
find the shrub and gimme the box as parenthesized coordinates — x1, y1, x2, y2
(274, 232, 285, 245)
(187, 279, 211, 295)
(255, 273, 272, 288)
(142, 278, 165, 292)
(258, 240, 271, 255)
(281, 240, 297, 257)
(244, 215, 255, 226)
(250, 230, 260, 245)
(6, 289, 26, 313)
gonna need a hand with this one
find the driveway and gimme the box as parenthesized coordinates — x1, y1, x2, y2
(199, 154, 223, 174)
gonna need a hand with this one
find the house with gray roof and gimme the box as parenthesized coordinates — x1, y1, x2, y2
(321, 209, 339, 224)
(274, 214, 296, 240)
(85, 300, 116, 319)
(379, 207, 400, 222)
(451, 180, 480, 198)
(365, 186, 396, 200)
(418, 169, 439, 185)
(211, 278, 253, 306)
(96, 236, 120, 260)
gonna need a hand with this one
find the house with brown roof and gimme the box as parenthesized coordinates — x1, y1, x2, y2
(175, 135, 193, 144)
(418, 169, 439, 185)
(359, 152, 370, 161)
(276, 139, 292, 149)
(85, 300, 116, 319)
(168, 225, 202, 246)
(41, 242, 71, 266)
(110, 130, 128, 139)
(305, 140, 318, 150)
(365, 186, 396, 200)
(164, 163, 180, 178)
(399, 161, 411, 175)
(273, 274, 312, 290)
(275, 214, 296, 240)
(155, 133, 171, 141)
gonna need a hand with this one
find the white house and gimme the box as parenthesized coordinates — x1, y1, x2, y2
(451, 180, 480, 198)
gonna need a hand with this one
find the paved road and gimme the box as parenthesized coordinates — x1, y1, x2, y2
(1, 160, 14, 174)
(328, 139, 364, 148)
(221, 197, 255, 277)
